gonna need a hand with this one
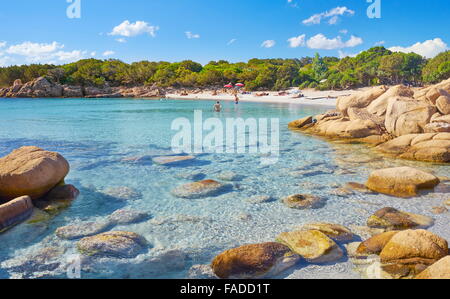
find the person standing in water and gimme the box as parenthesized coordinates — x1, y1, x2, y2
(234, 94, 240, 105)
(214, 101, 222, 112)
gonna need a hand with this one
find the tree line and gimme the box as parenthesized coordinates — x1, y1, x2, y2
(0, 47, 449, 91)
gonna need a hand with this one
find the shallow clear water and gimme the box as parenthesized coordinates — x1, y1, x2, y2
(0, 98, 448, 279)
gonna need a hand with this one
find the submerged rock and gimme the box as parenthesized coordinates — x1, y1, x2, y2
(152, 155, 195, 166)
(276, 230, 343, 263)
(366, 167, 440, 197)
(171, 180, 230, 199)
(415, 256, 450, 279)
(0, 196, 33, 232)
(77, 231, 148, 258)
(102, 186, 142, 201)
(34, 184, 80, 215)
(211, 242, 299, 279)
(56, 221, 112, 240)
(188, 264, 218, 279)
(367, 207, 434, 230)
(0, 146, 70, 201)
(246, 195, 275, 204)
(216, 171, 243, 182)
(282, 194, 324, 210)
(297, 223, 354, 242)
(108, 209, 151, 225)
(344, 182, 374, 194)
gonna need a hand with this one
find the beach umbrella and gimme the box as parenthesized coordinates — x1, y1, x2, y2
(224, 84, 233, 88)
(235, 83, 245, 87)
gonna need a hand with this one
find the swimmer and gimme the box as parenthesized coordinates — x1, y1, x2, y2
(214, 101, 222, 112)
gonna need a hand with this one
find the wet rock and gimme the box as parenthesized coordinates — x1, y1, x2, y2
(356, 231, 399, 255)
(108, 209, 151, 225)
(415, 256, 450, 279)
(216, 171, 243, 181)
(288, 116, 313, 129)
(77, 231, 148, 258)
(211, 242, 300, 279)
(277, 230, 343, 263)
(282, 194, 324, 209)
(246, 195, 274, 204)
(0, 146, 69, 200)
(171, 180, 230, 199)
(56, 220, 112, 240)
(297, 223, 354, 242)
(152, 155, 195, 166)
(188, 264, 217, 279)
(102, 186, 142, 201)
(367, 207, 434, 230)
(329, 188, 354, 197)
(174, 171, 206, 181)
(380, 229, 448, 266)
(366, 167, 440, 197)
(34, 184, 80, 215)
(0, 196, 33, 232)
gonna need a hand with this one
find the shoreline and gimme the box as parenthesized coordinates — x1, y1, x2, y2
(166, 88, 363, 108)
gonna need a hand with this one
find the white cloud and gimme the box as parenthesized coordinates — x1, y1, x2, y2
(287, 34, 306, 48)
(0, 41, 7, 48)
(102, 50, 115, 57)
(90, 51, 97, 56)
(306, 34, 363, 50)
(185, 31, 200, 39)
(5, 41, 87, 64)
(109, 20, 159, 37)
(338, 50, 359, 59)
(115, 38, 127, 43)
(375, 41, 385, 46)
(389, 38, 448, 58)
(261, 40, 276, 48)
(303, 6, 354, 25)
(227, 39, 237, 46)
(339, 29, 348, 34)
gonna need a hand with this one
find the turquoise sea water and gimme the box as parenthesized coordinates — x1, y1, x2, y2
(0, 98, 448, 279)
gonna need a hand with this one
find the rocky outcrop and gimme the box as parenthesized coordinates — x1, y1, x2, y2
(0, 77, 167, 98)
(296, 223, 354, 242)
(0, 146, 70, 201)
(211, 242, 300, 279)
(385, 97, 436, 136)
(366, 167, 440, 197)
(289, 79, 450, 163)
(0, 196, 33, 232)
(376, 133, 450, 162)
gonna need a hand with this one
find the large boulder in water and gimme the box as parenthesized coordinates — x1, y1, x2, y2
(366, 167, 440, 197)
(385, 97, 437, 136)
(0, 196, 33, 232)
(0, 146, 70, 201)
(211, 242, 299, 279)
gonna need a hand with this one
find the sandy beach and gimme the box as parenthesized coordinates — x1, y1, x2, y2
(166, 88, 363, 107)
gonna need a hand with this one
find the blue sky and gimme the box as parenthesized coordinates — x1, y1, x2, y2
(0, 0, 449, 66)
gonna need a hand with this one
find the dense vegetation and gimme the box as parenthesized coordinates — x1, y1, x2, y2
(1, 47, 449, 91)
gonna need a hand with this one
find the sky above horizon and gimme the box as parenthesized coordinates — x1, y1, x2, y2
(0, 0, 449, 66)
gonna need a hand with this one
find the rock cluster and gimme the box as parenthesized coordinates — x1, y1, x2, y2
(289, 79, 450, 162)
(0, 77, 166, 98)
